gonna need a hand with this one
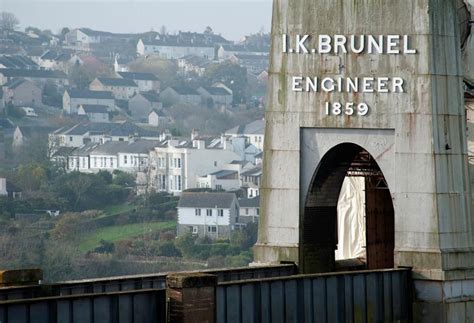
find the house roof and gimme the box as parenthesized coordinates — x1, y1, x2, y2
(226, 119, 264, 136)
(0, 55, 38, 69)
(241, 166, 262, 177)
(141, 31, 230, 48)
(141, 92, 160, 102)
(238, 196, 260, 208)
(168, 86, 199, 96)
(4, 78, 28, 89)
(67, 89, 114, 99)
(0, 68, 67, 79)
(79, 104, 109, 114)
(209, 169, 238, 179)
(0, 118, 14, 129)
(118, 71, 158, 81)
(149, 109, 166, 117)
(55, 121, 161, 138)
(89, 139, 162, 156)
(96, 77, 138, 87)
(178, 192, 236, 209)
(202, 87, 231, 96)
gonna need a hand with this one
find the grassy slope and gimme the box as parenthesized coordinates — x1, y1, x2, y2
(79, 221, 176, 253)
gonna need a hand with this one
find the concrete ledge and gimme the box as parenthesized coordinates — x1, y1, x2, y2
(0, 269, 43, 287)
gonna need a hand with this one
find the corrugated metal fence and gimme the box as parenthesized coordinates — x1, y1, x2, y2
(0, 288, 166, 323)
(0, 264, 296, 301)
(216, 268, 412, 323)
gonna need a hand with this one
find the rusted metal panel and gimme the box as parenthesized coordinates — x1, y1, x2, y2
(216, 268, 412, 323)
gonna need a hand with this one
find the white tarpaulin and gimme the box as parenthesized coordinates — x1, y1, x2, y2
(335, 176, 366, 260)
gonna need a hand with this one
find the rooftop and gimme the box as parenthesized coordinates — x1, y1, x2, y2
(66, 89, 114, 100)
(178, 192, 236, 209)
(79, 104, 109, 114)
(225, 119, 265, 136)
(0, 68, 67, 79)
(96, 77, 138, 87)
(117, 71, 159, 81)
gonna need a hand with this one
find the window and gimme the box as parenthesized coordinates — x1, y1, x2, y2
(192, 226, 198, 234)
(256, 208, 260, 215)
(93, 157, 97, 167)
(207, 226, 217, 233)
(158, 174, 166, 190)
(216, 185, 223, 191)
(245, 208, 249, 215)
(69, 136, 73, 142)
(119, 138, 124, 142)
(206, 209, 213, 216)
(218, 209, 224, 217)
(195, 209, 201, 216)
(176, 175, 182, 191)
(124, 155, 128, 164)
(177, 158, 181, 168)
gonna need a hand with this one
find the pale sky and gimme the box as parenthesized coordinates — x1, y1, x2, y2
(0, 0, 273, 41)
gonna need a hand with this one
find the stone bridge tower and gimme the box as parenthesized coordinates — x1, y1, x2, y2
(255, 0, 474, 320)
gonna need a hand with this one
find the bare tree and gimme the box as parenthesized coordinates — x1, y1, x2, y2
(0, 12, 19, 32)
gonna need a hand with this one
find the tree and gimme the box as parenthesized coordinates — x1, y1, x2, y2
(0, 12, 19, 32)
(203, 62, 248, 104)
(160, 25, 167, 35)
(204, 26, 213, 35)
(68, 63, 92, 89)
(60, 27, 70, 37)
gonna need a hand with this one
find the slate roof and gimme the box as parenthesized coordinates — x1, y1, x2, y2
(0, 68, 67, 79)
(0, 55, 38, 69)
(91, 139, 162, 155)
(209, 169, 238, 179)
(178, 192, 236, 209)
(141, 92, 160, 102)
(118, 72, 158, 81)
(96, 77, 138, 87)
(238, 196, 260, 208)
(54, 121, 161, 138)
(4, 78, 28, 89)
(0, 118, 14, 129)
(141, 31, 230, 48)
(241, 166, 262, 177)
(168, 86, 199, 96)
(79, 104, 109, 114)
(225, 119, 264, 136)
(202, 87, 231, 96)
(67, 89, 114, 100)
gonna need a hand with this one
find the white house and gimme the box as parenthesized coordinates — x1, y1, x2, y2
(137, 31, 229, 59)
(148, 134, 241, 195)
(129, 92, 162, 122)
(177, 192, 239, 240)
(225, 119, 265, 151)
(63, 89, 115, 115)
(197, 87, 233, 107)
(238, 196, 260, 224)
(64, 28, 102, 50)
(159, 86, 201, 106)
(49, 121, 162, 149)
(148, 109, 171, 127)
(196, 169, 240, 191)
(89, 77, 138, 100)
(117, 72, 160, 92)
(77, 104, 109, 123)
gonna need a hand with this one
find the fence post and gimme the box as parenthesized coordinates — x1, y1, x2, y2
(166, 272, 217, 323)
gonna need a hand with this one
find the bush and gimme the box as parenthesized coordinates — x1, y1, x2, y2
(156, 240, 181, 257)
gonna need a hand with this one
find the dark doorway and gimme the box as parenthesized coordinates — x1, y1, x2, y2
(301, 143, 394, 274)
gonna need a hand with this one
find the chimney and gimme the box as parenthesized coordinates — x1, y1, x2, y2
(191, 129, 199, 140)
(221, 135, 230, 150)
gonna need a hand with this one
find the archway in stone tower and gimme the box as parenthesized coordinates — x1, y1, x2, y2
(301, 143, 394, 274)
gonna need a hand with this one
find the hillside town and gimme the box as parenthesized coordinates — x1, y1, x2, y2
(0, 12, 269, 280)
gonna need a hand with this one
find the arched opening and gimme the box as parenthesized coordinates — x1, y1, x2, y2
(301, 143, 394, 274)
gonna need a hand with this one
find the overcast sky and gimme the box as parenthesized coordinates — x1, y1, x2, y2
(1, 0, 273, 41)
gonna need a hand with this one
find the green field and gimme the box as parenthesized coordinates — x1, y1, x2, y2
(79, 221, 176, 252)
(102, 203, 137, 216)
